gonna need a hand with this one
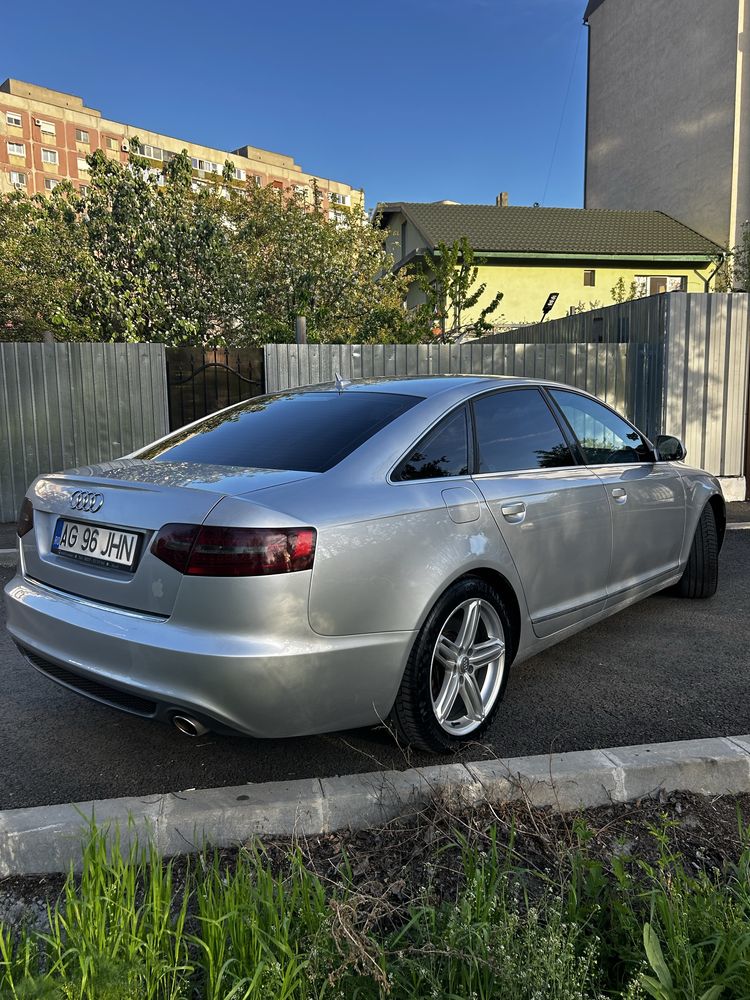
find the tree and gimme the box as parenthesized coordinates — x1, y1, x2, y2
(75, 145, 245, 344)
(225, 185, 418, 344)
(733, 221, 750, 291)
(610, 276, 638, 303)
(0, 186, 92, 341)
(413, 238, 503, 341)
(0, 147, 419, 345)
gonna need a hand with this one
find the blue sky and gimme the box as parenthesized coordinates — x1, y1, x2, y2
(1, 0, 588, 211)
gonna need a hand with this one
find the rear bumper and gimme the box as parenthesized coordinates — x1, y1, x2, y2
(3, 573, 414, 738)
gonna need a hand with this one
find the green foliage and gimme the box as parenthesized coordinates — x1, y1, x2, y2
(4, 814, 750, 999)
(0, 187, 92, 341)
(733, 222, 750, 292)
(611, 276, 639, 303)
(414, 237, 504, 341)
(0, 149, 415, 346)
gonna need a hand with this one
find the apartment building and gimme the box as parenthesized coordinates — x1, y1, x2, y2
(0, 78, 361, 215)
(584, 0, 749, 252)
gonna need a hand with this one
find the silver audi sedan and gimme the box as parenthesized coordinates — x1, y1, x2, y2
(4, 376, 725, 751)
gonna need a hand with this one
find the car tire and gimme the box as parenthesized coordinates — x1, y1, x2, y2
(389, 576, 513, 752)
(673, 503, 719, 599)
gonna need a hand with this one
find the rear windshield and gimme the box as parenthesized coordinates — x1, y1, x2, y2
(138, 390, 422, 472)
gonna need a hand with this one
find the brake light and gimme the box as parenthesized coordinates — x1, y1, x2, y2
(17, 498, 33, 538)
(150, 524, 316, 576)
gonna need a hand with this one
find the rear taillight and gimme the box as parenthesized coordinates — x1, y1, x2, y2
(17, 498, 33, 538)
(150, 524, 316, 577)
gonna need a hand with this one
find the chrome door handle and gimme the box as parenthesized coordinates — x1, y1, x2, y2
(500, 501, 526, 523)
(611, 487, 627, 503)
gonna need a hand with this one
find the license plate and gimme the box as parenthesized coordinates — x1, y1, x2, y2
(52, 518, 141, 571)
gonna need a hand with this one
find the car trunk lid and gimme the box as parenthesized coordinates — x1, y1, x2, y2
(22, 460, 316, 615)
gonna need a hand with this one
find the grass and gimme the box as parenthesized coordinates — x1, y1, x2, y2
(1, 800, 750, 999)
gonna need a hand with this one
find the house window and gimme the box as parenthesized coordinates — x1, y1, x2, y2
(42, 148, 58, 165)
(75, 128, 90, 143)
(635, 275, 688, 296)
(37, 119, 56, 135)
(253, 174, 263, 186)
(583, 269, 596, 287)
(77, 157, 90, 172)
(6, 112, 22, 127)
(7, 141, 25, 156)
(106, 137, 119, 151)
(329, 191, 350, 206)
(235, 168, 245, 181)
(10, 171, 26, 187)
(142, 144, 163, 160)
(44, 178, 59, 190)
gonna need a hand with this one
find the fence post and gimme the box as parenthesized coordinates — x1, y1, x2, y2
(295, 316, 307, 344)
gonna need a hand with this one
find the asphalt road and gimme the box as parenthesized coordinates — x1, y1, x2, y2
(1, 530, 749, 811)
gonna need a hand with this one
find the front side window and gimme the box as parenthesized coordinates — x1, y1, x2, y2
(549, 389, 651, 464)
(139, 390, 421, 473)
(394, 407, 469, 481)
(473, 389, 575, 474)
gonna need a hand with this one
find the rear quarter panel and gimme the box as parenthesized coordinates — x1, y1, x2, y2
(306, 480, 527, 637)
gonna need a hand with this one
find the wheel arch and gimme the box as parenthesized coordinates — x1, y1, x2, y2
(431, 567, 522, 664)
(707, 492, 726, 550)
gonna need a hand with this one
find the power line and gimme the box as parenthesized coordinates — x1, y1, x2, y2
(541, 25, 584, 206)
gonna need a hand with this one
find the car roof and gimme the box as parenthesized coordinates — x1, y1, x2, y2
(299, 374, 538, 398)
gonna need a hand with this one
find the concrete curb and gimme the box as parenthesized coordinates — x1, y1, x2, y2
(2, 734, 750, 876)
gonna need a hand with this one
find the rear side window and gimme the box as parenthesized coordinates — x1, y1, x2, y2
(393, 407, 469, 481)
(139, 390, 421, 472)
(473, 389, 575, 473)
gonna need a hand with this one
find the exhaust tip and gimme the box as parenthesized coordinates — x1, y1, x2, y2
(172, 714, 210, 738)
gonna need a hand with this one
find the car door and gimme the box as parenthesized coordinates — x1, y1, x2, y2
(546, 388, 686, 601)
(470, 387, 612, 639)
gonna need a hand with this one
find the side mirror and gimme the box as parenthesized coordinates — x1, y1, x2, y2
(655, 434, 686, 462)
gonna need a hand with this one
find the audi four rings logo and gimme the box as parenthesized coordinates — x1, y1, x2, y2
(70, 490, 104, 513)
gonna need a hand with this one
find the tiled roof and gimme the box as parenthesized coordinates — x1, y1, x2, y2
(378, 203, 722, 259)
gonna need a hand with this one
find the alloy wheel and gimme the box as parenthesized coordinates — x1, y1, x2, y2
(429, 598, 506, 736)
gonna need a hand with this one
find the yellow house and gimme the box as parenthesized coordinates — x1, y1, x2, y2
(377, 201, 724, 327)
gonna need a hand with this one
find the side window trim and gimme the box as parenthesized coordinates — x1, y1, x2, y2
(389, 403, 472, 483)
(544, 386, 656, 465)
(467, 386, 582, 477)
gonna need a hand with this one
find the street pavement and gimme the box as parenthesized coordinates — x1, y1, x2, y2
(1, 531, 748, 810)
